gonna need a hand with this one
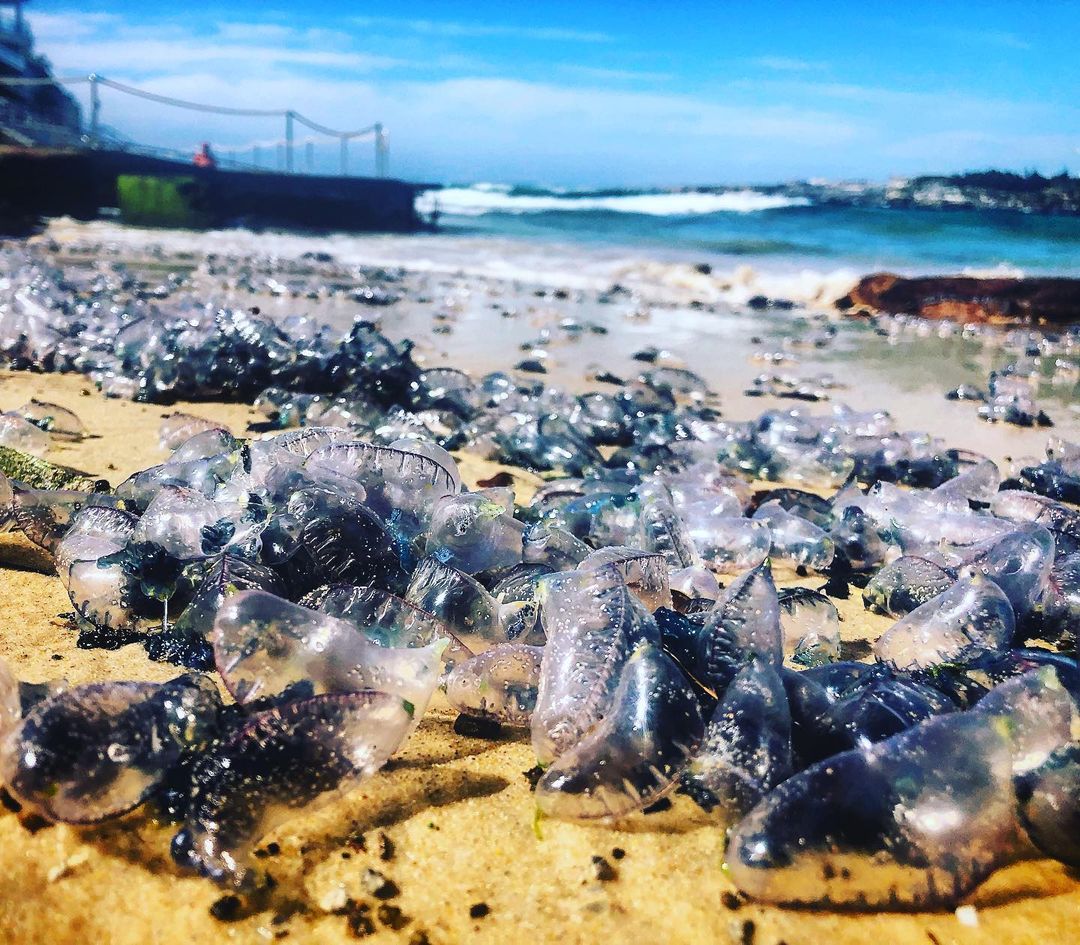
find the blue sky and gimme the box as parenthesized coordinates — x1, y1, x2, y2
(24, 0, 1080, 186)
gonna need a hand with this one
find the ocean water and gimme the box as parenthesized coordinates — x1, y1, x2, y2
(44, 181, 1080, 313)
(417, 184, 1080, 296)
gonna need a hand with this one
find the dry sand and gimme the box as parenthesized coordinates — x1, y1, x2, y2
(0, 370, 1077, 945)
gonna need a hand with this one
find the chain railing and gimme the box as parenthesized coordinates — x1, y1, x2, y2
(0, 73, 389, 176)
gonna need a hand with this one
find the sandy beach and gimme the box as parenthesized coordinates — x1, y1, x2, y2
(1, 368, 1078, 945)
(3, 2, 1080, 941)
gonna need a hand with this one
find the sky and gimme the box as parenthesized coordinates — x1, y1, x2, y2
(21, 0, 1080, 187)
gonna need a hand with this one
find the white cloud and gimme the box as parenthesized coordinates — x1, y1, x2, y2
(939, 28, 1032, 51)
(557, 65, 673, 82)
(351, 16, 613, 44)
(730, 75, 1071, 127)
(882, 130, 1076, 167)
(27, 12, 406, 77)
(211, 22, 358, 49)
(42, 36, 403, 75)
(211, 22, 295, 43)
(22, 11, 122, 42)
(752, 57, 825, 73)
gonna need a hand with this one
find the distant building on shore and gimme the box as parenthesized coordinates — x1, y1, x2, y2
(0, 0, 82, 147)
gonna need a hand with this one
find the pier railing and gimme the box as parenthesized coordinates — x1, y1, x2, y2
(0, 73, 389, 177)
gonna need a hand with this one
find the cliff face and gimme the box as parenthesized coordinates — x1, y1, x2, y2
(836, 273, 1080, 324)
(884, 172, 1080, 214)
(771, 171, 1080, 215)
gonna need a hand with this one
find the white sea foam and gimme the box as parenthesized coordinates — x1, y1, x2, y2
(609, 259, 863, 308)
(42, 218, 861, 309)
(416, 187, 810, 217)
(960, 262, 1026, 279)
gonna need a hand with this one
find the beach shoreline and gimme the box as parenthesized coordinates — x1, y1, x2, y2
(13, 219, 1080, 465)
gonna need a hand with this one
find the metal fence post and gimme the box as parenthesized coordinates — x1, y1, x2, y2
(285, 110, 294, 173)
(88, 74, 100, 146)
(374, 123, 388, 177)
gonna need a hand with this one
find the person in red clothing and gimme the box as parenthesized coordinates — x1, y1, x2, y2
(193, 142, 216, 169)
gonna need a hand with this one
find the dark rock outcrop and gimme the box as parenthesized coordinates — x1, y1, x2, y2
(835, 273, 1080, 324)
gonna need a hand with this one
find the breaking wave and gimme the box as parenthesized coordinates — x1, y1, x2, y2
(41, 219, 860, 309)
(416, 186, 811, 217)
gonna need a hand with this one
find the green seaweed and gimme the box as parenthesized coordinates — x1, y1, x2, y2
(0, 446, 109, 492)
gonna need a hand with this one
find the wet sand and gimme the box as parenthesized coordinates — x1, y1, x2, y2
(1, 369, 1078, 945)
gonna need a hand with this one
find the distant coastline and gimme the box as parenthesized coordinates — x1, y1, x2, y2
(773, 170, 1080, 216)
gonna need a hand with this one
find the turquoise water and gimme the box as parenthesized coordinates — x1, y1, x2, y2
(434, 202, 1080, 276)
